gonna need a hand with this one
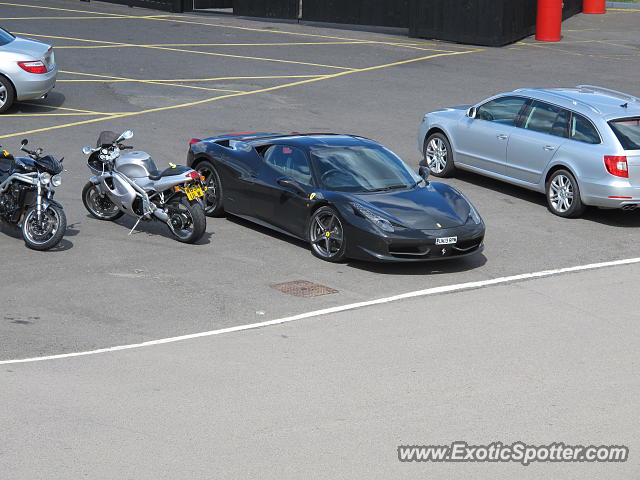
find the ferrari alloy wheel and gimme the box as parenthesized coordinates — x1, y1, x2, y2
(424, 133, 455, 178)
(309, 206, 347, 262)
(196, 160, 224, 217)
(546, 169, 585, 218)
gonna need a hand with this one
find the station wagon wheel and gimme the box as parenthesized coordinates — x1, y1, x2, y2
(196, 159, 224, 217)
(545, 169, 586, 218)
(0, 76, 16, 114)
(309, 206, 347, 262)
(423, 132, 455, 178)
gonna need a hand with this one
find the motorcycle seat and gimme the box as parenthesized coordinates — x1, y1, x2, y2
(148, 165, 191, 181)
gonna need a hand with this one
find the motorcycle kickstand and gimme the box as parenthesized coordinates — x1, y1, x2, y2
(128, 216, 143, 236)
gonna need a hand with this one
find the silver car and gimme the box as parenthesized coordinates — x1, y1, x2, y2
(418, 85, 640, 217)
(0, 27, 57, 113)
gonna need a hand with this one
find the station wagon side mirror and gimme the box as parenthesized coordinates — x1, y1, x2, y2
(467, 107, 477, 119)
(277, 177, 307, 196)
(418, 166, 430, 181)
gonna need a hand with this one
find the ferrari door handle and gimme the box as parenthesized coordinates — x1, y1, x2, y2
(543, 145, 556, 151)
(496, 134, 508, 140)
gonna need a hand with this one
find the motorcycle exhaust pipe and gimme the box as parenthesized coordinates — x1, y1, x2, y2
(152, 208, 169, 221)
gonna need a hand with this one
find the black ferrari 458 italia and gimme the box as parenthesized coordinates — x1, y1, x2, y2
(187, 133, 485, 262)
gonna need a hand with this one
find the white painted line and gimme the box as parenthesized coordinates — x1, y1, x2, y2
(3, 256, 640, 365)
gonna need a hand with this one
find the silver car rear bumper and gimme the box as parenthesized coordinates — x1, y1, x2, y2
(14, 66, 57, 101)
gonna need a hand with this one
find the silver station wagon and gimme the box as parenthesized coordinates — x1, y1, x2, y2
(418, 86, 640, 217)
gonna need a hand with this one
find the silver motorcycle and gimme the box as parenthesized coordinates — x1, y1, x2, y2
(81, 130, 206, 243)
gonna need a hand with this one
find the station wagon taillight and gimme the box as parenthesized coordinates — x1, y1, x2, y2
(17, 60, 47, 74)
(604, 155, 628, 178)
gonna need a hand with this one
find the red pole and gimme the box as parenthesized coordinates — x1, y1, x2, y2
(583, 0, 606, 14)
(536, 0, 563, 42)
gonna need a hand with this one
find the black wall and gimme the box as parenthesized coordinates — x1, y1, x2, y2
(302, 0, 409, 28)
(409, 0, 582, 47)
(194, 0, 233, 8)
(233, 0, 299, 19)
(99, 0, 184, 13)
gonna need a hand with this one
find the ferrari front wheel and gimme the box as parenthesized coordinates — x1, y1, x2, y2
(309, 206, 347, 262)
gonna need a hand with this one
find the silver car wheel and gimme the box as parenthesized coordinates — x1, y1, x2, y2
(426, 137, 447, 174)
(0, 83, 6, 108)
(549, 174, 574, 213)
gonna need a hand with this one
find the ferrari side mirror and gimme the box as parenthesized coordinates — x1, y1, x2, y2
(419, 166, 430, 181)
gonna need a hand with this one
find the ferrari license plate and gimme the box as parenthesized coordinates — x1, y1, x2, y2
(435, 236, 457, 245)
(185, 184, 204, 201)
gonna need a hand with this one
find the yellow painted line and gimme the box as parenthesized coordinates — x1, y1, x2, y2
(609, 8, 640, 12)
(0, 2, 129, 16)
(2, 113, 108, 117)
(58, 75, 325, 83)
(21, 102, 112, 115)
(54, 41, 375, 49)
(58, 70, 246, 93)
(1, 15, 175, 20)
(14, 32, 355, 70)
(0, 49, 481, 140)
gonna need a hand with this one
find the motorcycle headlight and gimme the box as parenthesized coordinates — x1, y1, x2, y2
(351, 203, 394, 232)
(51, 174, 62, 187)
(40, 172, 51, 185)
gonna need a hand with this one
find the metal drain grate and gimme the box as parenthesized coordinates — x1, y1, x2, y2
(271, 280, 338, 298)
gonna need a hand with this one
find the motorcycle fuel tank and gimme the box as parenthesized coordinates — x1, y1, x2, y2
(115, 151, 158, 178)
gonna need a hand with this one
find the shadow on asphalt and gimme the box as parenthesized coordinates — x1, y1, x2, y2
(9, 91, 67, 114)
(453, 170, 640, 228)
(98, 214, 214, 245)
(226, 214, 487, 275)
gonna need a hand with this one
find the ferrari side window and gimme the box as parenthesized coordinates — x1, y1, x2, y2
(264, 145, 313, 185)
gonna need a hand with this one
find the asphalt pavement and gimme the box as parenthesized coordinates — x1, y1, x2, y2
(1, 1, 639, 477)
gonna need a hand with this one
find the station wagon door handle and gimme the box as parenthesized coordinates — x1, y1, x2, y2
(543, 145, 556, 151)
(496, 134, 508, 140)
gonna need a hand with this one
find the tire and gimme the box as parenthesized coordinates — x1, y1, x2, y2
(0, 75, 16, 114)
(22, 204, 66, 250)
(545, 169, 586, 218)
(195, 159, 224, 217)
(422, 132, 456, 178)
(308, 206, 347, 262)
(82, 182, 124, 221)
(166, 195, 206, 244)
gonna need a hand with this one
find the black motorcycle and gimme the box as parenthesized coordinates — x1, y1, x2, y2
(0, 139, 66, 250)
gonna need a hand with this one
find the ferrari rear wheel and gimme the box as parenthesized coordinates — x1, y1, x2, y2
(309, 206, 347, 262)
(195, 159, 224, 217)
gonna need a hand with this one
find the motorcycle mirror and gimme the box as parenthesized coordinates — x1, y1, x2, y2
(20, 139, 28, 147)
(82, 146, 93, 155)
(120, 130, 133, 140)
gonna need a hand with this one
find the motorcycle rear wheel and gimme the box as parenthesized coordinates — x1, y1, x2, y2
(82, 182, 124, 221)
(166, 196, 206, 244)
(22, 204, 66, 251)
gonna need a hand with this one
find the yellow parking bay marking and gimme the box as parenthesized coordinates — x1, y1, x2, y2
(0, 2, 130, 16)
(21, 102, 114, 116)
(0, 49, 481, 141)
(13, 32, 355, 71)
(59, 75, 325, 83)
(54, 41, 374, 49)
(59, 71, 247, 93)
(2, 112, 108, 117)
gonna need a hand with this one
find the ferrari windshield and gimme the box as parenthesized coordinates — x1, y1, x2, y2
(311, 145, 420, 193)
(0, 28, 15, 46)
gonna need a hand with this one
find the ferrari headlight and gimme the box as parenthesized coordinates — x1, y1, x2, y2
(51, 174, 62, 187)
(468, 204, 482, 224)
(40, 172, 51, 185)
(352, 203, 394, 232)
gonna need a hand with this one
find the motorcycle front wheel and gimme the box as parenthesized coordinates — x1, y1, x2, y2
(166, 196, 206, 244)
(22, 204, 66, 251)
(82, 182, 124, 221)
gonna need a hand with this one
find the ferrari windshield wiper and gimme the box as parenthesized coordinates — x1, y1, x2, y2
(366, 184, 408, 192)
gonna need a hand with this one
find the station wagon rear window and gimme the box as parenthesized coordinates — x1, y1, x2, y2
(0, 28, 15, 46)
(609, 117, 640, 150)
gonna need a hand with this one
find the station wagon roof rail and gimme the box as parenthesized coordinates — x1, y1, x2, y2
(576, 85, 640, 104)
(513, 88, 601, 114)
